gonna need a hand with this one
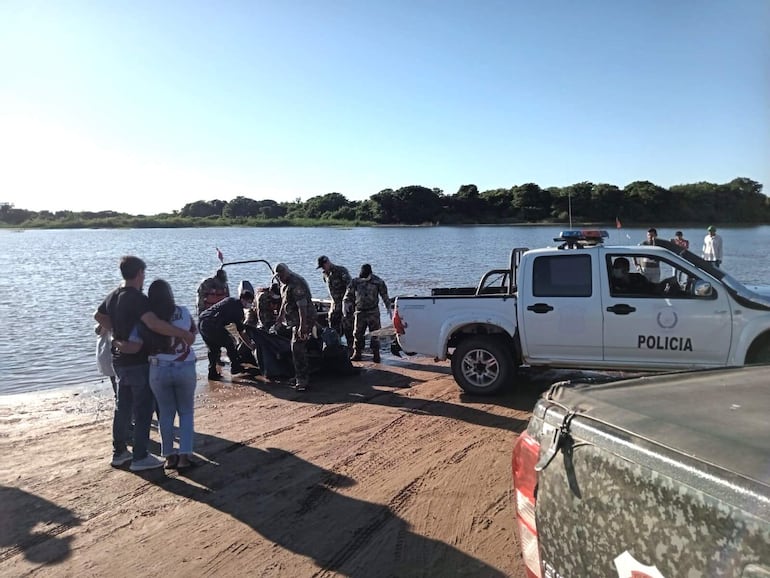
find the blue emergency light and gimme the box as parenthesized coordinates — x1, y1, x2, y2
(554, 229, 609, 248)
(557, 230, 609, 241)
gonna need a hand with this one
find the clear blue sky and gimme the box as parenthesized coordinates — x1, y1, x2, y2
(1, 0, 768, 214)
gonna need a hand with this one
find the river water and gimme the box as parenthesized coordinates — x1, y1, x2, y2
(1, 225, 768, 394)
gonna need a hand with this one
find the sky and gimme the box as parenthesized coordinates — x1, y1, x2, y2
(1, 0, 768, 215)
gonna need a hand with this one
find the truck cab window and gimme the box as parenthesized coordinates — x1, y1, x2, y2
(533, 254, 592, 297)
(609, 255, 697, 298)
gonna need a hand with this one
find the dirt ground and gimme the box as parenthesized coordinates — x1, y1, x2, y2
(0, 354, 568, 578)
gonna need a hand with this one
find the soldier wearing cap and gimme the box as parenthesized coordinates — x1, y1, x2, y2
(702, 226, 723, 267)
(316, 255, 354, 353)
(274, 263, 316, 391)
(343, 263, 391, 363)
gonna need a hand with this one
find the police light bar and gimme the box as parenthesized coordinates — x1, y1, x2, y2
(556, 230, 609, 242)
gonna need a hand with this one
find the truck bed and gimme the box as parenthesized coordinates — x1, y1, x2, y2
(543, 366, 770, 485)
(529, 366, 770, 577)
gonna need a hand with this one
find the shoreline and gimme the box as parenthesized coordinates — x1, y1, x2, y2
(0, 355, 535, 577)
(4, 221, 768, 232)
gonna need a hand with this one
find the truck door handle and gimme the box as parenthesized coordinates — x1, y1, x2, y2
(527, 303, 554, 314)
(607, 304, 636, 315)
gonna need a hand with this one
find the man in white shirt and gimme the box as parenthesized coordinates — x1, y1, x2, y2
(702, 225, 723, 267)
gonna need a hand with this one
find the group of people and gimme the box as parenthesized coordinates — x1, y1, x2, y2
(194, 256, 391, 393)
(639, 226, 724, 280)
(95, 256, 198, 472)
(85, 251, 425, 473)
(94, 227, 724, 471)
(611, 226, 725, 295)
(666, 226, 724, 268)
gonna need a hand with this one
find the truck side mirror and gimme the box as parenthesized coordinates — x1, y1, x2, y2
(693, 280, 713, 297)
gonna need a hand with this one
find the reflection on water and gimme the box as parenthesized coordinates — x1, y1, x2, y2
(1, 225, 768, 394)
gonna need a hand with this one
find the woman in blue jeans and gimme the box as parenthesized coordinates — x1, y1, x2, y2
(142, 279, 198, 469)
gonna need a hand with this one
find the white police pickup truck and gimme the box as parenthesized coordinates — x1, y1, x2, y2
(392, 230, 770, 394)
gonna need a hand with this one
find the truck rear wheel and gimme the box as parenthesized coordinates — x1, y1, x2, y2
(451, 336, 514, 395)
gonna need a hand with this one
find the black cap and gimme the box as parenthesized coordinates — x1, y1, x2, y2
(275, 263, 289, 275)
(316, 255, 329, 269)
(360, 263, 372, 277)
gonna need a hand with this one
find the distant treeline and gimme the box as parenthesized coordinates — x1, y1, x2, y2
(1, 177, 767, 228)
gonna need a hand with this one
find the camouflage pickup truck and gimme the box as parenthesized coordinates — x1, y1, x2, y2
(512, 366, 770, 578)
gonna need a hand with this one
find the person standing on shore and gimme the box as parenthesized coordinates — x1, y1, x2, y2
(143, 280, 198, 470)
(671, 231, 689, 250)
(95, 256, 195, 472)
(316, 255, 354, 354)
(344, 263, 392, 363)
(638, 228, 661, 283)
(274, 263, 316, 392)
(702, 226, 723, 267)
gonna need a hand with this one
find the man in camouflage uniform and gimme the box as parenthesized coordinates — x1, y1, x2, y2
(316, 255, 354, 353)
(344, 263, 391, 363)
(246, 283, 281, 330)
(274, 263, 316, 391)
(196, 269, 230, 316)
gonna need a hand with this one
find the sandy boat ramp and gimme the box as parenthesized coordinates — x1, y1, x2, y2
(0, 354, 577, 577)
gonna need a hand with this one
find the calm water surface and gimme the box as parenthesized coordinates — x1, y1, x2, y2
(1, 225, 768, 394)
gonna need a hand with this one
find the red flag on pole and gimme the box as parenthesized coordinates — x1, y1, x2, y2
(216, 247, 224, 263)
(615, 217, 622, 229)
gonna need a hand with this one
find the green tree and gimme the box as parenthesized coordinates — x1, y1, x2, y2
(512, 183, 550, 221)
(622, 181, 669, 223)
(372, 186, 443, 224)
(303, 193, 350, 218)
(223, 196, 261, 218)
(479, 188, 516, 220)
(180, 200, 226, 218)
(591, 183, 624, 221)
(448, 184, 485, 222)
(354, 199, 380, 222)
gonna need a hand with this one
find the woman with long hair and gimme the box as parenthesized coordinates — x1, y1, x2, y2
(144, 279, 198, 469)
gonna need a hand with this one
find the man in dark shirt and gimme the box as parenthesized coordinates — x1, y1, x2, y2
(198, 290, 257, 380)
(611, 257, 654, 295)
(95, 256, 195, 471)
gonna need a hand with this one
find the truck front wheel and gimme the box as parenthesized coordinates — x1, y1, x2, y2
(451, 336, 514, 395)
(746, 334, 770, 364)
